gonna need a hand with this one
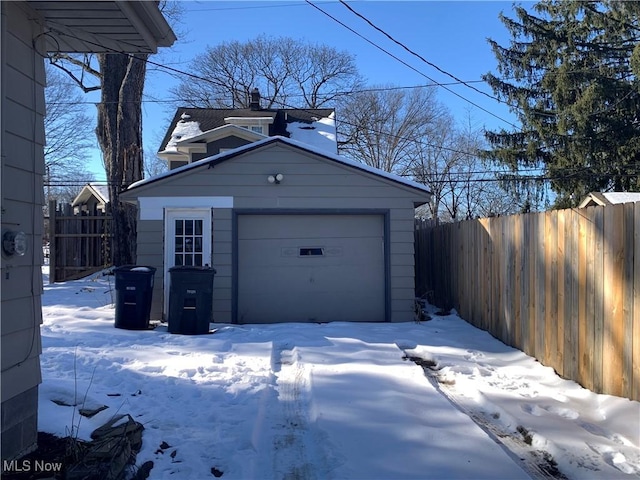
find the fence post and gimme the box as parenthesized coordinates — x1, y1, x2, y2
(48, 199, 56, 284)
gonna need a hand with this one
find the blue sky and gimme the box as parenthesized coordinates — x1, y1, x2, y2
(86, 1, 524, 181)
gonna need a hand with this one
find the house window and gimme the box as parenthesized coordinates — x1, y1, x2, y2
(250, 125, 264, 134)
(174, 219, 204, 266)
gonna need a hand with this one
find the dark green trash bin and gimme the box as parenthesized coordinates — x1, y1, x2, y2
(114, 265, 156, 330)
(168, 266, 216, 335)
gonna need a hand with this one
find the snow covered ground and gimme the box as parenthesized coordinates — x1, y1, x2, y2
(38, 267, 639, 479)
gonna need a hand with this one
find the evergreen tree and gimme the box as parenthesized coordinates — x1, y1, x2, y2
(483, 0, 640, 207)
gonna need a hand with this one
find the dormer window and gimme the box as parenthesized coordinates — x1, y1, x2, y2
(224, 116, 273, 135)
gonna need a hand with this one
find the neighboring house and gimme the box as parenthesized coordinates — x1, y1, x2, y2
(578, 191, 640, 208)
(158, 88, 337, 170)
(71, 183, 110, 213)
(1, 1, 175, 461)
(121, 136, 432, 325)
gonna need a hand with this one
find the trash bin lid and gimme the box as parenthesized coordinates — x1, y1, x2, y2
(114, 265, 157, 274)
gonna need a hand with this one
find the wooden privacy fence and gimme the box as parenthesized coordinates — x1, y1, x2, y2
(416, 203, 640, 402)
(49, 200, 112, 283)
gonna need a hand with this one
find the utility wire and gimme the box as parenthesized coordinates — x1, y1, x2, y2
(338, 1, 499, 104)
(304, 0, 520, 129)
(43, 20, 639, 186)
(45, 24, 491, 158)
(46, 82, 486, 106)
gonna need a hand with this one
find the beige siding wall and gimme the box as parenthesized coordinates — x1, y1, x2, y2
(130, 144, 429, 322)
(1, 2, 46, 460)
(1, 2, 45, 402)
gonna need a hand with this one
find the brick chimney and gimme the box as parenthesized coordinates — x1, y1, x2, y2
(249, 88, 261, 110)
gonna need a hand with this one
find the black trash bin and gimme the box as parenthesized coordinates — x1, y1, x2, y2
(114, 265, 156, 330)
(168, 266, 216, 335)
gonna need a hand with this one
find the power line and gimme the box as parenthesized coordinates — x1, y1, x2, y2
(45, 82, 487, 106)
(338, 1, 499, 104)
(45, 24, 493, 157)
(44, 17, 640, 184)
(304, 0, 520, 129)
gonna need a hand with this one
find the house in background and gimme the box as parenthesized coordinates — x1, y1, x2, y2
(121, 136, 431, 325)
(1, 1, 175, 461)
(578, 191, 640, 208)
(158, 88, 337, 170)
(71, 183, 110, 213)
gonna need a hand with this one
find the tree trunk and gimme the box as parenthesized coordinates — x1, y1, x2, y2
(96, 53, 147, 266)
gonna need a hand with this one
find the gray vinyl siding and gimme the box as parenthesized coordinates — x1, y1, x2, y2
(1, 1, 45, 460)
(127, 143, 430, 323)
(191, 136, 252, 162)
(135, 219, 164, 319)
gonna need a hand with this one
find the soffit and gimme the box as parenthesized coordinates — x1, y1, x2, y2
(27, 1, 176, 53)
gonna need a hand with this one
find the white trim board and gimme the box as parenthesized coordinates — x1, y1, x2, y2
(138, 196, 234, 220)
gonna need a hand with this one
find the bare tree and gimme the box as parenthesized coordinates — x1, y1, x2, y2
(144, 150, 169, 179)
(171, 35, 363, 108)
(339, 86, 446, 175)
(411, 112, 522, 222)
(47, 50, 148, 265)
(47, 1, 181, 265)
(44, 64, 96, 204)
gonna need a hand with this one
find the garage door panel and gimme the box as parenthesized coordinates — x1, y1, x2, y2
(238, 214, 382, 239)
(237, 214, 385, 323)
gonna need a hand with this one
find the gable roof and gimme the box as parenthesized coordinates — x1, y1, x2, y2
(578, 191, 640, 208)
(72, 183, 110, 207)
(126, 136, 431, 197)
(159, 124, 267, 159)
(159, 107, 336, 154)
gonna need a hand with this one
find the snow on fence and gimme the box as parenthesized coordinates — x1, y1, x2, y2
(415, 203, 640, 402)
(49, 200, 112, 283)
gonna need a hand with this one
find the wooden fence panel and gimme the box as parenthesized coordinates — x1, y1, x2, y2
(50, 201, 112, 283)
(415, 202, 639, 401)
(634, 204, 640, 401)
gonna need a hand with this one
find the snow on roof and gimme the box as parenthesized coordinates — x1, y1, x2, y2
(286, 112, 337, 155)
(127, 136, 431, 196)
(163, 117, 204, 152)
(91, 184, 110, 202)
(601, 192, 640, 204)
(579, 191, 640, 207)
(72, 183, 109, 206)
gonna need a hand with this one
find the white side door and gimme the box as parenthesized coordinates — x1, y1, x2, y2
(164, 209, 212, 317)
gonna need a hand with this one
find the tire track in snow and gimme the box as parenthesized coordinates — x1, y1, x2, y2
(399, 347, 566, 480)
(270, 343, 332, 480)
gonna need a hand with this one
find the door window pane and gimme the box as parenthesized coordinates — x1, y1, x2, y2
(173, 216, 208, 267)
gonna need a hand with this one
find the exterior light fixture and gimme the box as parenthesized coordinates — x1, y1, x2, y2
(267, 173, 284, 184)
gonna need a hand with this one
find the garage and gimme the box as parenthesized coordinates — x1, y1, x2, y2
(122, 137, 432, 323)
(236, 213, 386, 323)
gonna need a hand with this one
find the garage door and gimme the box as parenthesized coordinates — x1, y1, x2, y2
(237, 214, 386, 323)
